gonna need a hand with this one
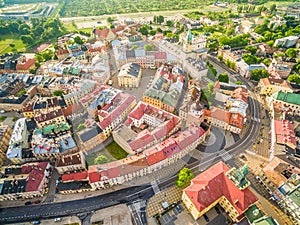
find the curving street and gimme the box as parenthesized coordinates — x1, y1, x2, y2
(0, 58, 262, 224)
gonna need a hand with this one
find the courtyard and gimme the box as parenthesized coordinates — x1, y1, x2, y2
(111, 68, 156, 101)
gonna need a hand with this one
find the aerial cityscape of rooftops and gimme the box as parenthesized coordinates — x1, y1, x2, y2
(0, 0, 299, 224)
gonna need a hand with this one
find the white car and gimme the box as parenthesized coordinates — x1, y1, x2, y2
(54, 218, 62, 222)
(0, 110, 5, 113)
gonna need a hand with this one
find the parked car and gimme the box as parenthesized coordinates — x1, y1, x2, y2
(0, 110, 5, 113)
(54, 218, 62, 222)
(34, 200, 41, 204)
(203, 214, 210, 222)
(176, 205, 182, 213)
(25, 201, 32, 205)
(32, 221, 40, 224)
(215, 206, 221, 214)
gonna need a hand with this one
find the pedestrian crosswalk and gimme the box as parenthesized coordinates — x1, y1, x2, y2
(219, 149, 233, 162)
(151, 180, 160, 194)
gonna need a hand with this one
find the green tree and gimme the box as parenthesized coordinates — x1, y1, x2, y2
(17, 89, 26, 97)
(218, 73, 229, 83)
(235, 81, 243, 85)
(263, 58, 271, 66)
(52, 90, 64, 96)
(175, 168, 194, 188)
(77, 123, 85, 131)
(20, 35, 34, 45)
(94, 155, 110, 165)
(157, 15, 164, 24)
(149, 30, 156, 36)
(266, 40, 274, 47)
(166, 20, 174, 27)
(270, 4, 277, 13)
(287, 74, 300, 84)
(285, 48, 298, 58)
(245, 46, 257, 55)
(144, 44, 154, 51)
(251, 68, 270, 81)
(242, 54, 258, 65)
(106, 17, 114, 23)
(74, 36, 84, 45)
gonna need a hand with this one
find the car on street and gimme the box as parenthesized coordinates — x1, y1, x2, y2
(0, 110, 5, 113)
(54, 218, 62, 222)
(25, 201, 32, 205)
(32, 221, 40, 224)
(215, 206, 221, 214)
(34, 200, 41, 204)
(203, 214, 210, 222)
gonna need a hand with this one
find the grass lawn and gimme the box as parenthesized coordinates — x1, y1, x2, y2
(84, 141, 128, 166)
(106, 141, 128, 160)
(0, 116, 7, 122)
(85, 150, 113, 166)
(0, 34, 26, 54)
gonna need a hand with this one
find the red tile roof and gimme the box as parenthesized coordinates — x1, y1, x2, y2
(128, 101, 147, 120)
(16, 59, 36, 71)
(94, 29, 110, 40)
(98, 92, 135, 130)
(173, 126, 205, 150)
(144, 146, 167, 165)
(184, 162, 258, 217)
(62, 171, 88, 182)
(22, 162, 48, 192)
(274, 120, 296, 148)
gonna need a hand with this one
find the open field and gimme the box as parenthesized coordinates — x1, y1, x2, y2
(0, 34, 26, 54)
(61, 4, 228, 30)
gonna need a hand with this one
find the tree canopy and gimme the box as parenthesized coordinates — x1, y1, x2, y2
(175, 168, 194, 188)
(94, 155, 110, 165)
(245, 46, 258, 55)
(218, 73, 229, 83)
(242, 54, 259, 65)
(287, 74, 300, 84)
(251, 68, 270, 81)
(53, 90, 64, 96)
(285, 48, 298, 58)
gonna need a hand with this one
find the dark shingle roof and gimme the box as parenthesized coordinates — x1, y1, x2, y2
(79, 125, 103, 142)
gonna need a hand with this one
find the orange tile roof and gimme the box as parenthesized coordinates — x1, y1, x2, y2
(209, 107, 230, 123)
(16, 59, 36, 71)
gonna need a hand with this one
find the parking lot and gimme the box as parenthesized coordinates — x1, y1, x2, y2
(159, 204, 183, 225)
(155, 203, 228, 225)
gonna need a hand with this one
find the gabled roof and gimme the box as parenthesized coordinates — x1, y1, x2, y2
(144, 146, 167, 165)
(209, 107, 230, 123)
(62, 171, 88, 182)
(184, 162, 258, 217)
(16, 59, 36, 71)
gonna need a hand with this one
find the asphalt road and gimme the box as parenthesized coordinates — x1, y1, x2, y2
(0, 57, 262, 224)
